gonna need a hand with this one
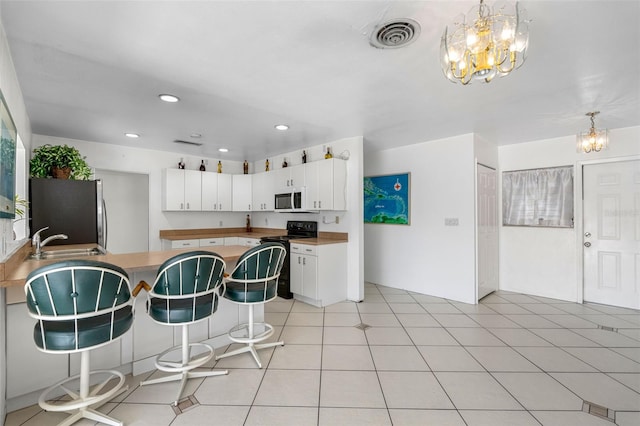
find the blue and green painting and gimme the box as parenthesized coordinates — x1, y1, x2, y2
(364, 173, 409, 225)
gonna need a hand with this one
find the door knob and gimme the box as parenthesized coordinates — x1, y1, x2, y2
(585, 232, 591, 238)
(584, 242, 591, 247)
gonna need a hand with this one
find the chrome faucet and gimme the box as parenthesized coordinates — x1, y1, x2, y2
(32, 227, 69, 257)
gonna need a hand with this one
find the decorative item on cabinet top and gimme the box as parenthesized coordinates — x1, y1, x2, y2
(29, 144, 92, 180)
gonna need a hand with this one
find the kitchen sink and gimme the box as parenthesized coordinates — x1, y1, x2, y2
(29, 247, 107, 260)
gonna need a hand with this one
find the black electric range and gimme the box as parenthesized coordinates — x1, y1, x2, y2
(260, 221, 318, 299)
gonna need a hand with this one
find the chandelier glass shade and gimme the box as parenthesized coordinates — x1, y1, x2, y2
(577, 112, 609, 153)
(440, 0, 529, 85)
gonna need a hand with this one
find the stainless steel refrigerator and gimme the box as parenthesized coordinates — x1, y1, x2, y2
(29, 178, 106, 248)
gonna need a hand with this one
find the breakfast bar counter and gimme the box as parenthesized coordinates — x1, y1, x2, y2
(1, 243, 249, 289)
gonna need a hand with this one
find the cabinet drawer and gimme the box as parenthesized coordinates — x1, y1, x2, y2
(200, 238, 224, 247)
(290, 244, 317, 256)
(223, 237, 239, 246)
(240, 238, 260, 247)
(171, 239, 200, 249)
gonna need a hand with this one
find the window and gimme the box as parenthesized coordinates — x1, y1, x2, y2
(502, 166, 574, 227)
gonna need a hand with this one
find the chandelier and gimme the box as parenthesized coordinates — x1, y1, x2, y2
(577, 112, 609, 153)
(440, 0, 530, 85)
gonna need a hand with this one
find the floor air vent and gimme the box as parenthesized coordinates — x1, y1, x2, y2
(583, 400, 615, 422)
(172, 395, 200, 415)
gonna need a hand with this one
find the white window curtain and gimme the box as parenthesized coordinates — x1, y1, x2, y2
(502, 166, 574, 227)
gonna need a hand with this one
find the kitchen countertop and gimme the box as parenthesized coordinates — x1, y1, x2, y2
(0, 243, 249, 289)
(159, 227, 348, 245)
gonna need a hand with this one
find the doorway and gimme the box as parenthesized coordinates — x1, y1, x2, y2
(582, 159, 640, 309)
(477, 164, 499, 300)
(94, 169, 149, 254)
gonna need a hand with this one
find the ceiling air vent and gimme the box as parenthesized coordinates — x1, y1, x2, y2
(369, 19, 421, 49)
(173, 139, 203, 146)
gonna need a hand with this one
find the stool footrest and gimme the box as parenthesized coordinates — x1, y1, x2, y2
(228, 322, 274, 344)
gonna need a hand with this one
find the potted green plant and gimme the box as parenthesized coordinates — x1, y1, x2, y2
(29, 144, 92, 180)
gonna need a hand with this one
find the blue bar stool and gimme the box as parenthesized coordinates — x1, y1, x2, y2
(25, 260, 134, 426)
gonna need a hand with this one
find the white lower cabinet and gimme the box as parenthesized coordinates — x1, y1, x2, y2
(5, 304, 69, 399)
(239, 237, 260, 247)
(200, 238, 224, 247)
(289, 243, 347, 307)
(223, 237, 239, 246)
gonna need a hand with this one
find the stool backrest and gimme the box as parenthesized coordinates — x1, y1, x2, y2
(231, 242, 286, 283)
(25, 260, 131, 318)
(152, 251, 225, 296)
(25, 260, 133, 352)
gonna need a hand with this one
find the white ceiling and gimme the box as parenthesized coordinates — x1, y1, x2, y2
(1, 0, 639, 162)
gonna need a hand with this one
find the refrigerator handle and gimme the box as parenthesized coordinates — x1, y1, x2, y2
(102, 199, 108, 250)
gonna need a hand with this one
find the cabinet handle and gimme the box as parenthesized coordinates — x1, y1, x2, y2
(219, 203, 222, 210)
(318, 201, 321, 208)
(298, 257, 301, 264)
(187, 202, 190, 210)
(303, 258, 306, 265)
(314, 201, 317, 208)
(181, 202, 184, 210)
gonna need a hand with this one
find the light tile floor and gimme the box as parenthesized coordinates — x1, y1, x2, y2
(5, 284, 640, 426)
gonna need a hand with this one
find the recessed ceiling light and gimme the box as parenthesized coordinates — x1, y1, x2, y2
(190, 133, 202, 138)
(159, 94, 180, 103)
(275, 124, 289, 131)
(218, 148, 229, 153)
(125, 133, 140, 138)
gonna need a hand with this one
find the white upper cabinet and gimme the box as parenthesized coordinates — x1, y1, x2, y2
(273, 164, 305, 189)
(252, 171, 274, 211)
(202, 172, 232, 211)
(163, 169, 202, 211)
(305, 159, 347, 211)
(232, 174, 253, 211)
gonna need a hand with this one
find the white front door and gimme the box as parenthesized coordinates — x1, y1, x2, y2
(583, 160, 640, 309)
(477, 164, 499, 300)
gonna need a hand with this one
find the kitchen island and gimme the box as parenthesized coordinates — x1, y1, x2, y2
(0, 242, 259, 412)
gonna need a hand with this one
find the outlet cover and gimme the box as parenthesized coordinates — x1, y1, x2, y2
(444, 218, 459, 226)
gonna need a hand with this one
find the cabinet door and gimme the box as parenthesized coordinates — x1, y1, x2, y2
(316, 160, 334, 210)
(252, 171, 274, 211)
(184, 170, 202, 210)
(217, 174, 233, 211)
(289, 164, 305, 188)
(163, 168, 185, 211)
(272, 168, 290, 189)
(232, 174, 252, 211)
(301, 254, 318, 299)
(290, 253, 304, 295)
(305, 161, 320, 210)
(223, 237, 239, 246)
(201, 172, 218, 211)
(6, 304, 69, 398)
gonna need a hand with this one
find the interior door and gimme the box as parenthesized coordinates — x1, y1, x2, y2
(583, 159, 640, 309)
(477, 164, 499, 300)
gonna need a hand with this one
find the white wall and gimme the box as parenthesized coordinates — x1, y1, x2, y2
(499, 126, 640, 302)
(364, 134, 477, 304)
(0, 14, 32, 423)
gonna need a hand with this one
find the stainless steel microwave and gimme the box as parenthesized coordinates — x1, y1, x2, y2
(274, 187, 306, 212)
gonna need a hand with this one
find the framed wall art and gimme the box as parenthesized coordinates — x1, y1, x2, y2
(364, 172, 410, 225)
(0, 92, 17, 219)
